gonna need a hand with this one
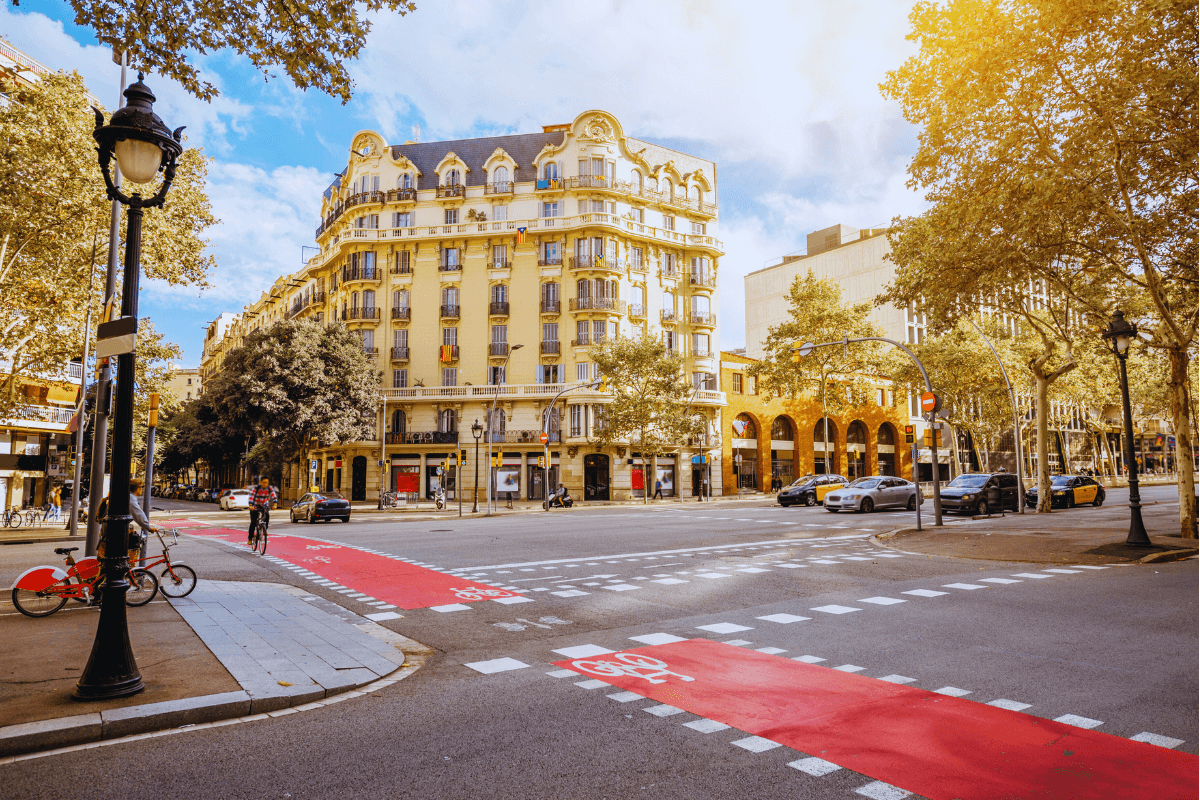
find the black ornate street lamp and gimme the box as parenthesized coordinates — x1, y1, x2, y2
(471, 419, 483, 513)
(75, 76, 183, 700)
(1102, 310, 1152, 547)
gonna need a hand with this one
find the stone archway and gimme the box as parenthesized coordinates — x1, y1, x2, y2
(877, 422, 898, 476)
(813, 418, 839, 475)
(847, 421, 868, 479)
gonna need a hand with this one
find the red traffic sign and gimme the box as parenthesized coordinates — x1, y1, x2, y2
(920, 391, 940, 413)
(539, 432, 549, 444)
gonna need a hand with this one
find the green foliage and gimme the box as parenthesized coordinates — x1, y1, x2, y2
(0, 68, 215, 418)
(748, 270, 884, 419)
(51, 0, 418, 103)
(205, 319, 379, 476)
(589, 333, 708, 500)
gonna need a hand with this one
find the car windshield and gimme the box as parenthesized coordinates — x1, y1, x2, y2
(789, 477, 815, 488)
(317, 493, 344, 500)
(1050, 475, 1073, 486)
(848, 478, 881, 488)
(948, 475, 991, 488)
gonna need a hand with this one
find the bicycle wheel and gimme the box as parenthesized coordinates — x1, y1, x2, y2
(125, 569, 159, 606)
(254, 524, 268, 555)
(159, 564, 197, 598)
(12, 587, 67, 617)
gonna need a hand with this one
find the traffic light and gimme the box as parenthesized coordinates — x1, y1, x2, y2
(537, 455, 545, 468)
(904, 425, 915, 444)
(923, 429, 943, 447)
(791, 341, 803, 363)
(598, 376, 608, 392)
(460, 449, 467, 465)
(491, 454, 500, 468)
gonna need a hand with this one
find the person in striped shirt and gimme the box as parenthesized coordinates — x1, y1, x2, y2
(248, 477, 278, 544)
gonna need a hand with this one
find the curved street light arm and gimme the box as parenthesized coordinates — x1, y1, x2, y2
(963, 318, 1026, 511)
(540, 379, 602, 511)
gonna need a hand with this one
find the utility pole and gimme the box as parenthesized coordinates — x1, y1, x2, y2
(142, 393, 159, 513)
(67, 236, 98, 535)
(85, 49, 128, 557)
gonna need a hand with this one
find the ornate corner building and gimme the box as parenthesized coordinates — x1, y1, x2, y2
(205, 111, 726, 503)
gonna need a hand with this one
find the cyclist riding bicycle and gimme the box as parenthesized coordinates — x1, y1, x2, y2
(248, 477, 278, 545)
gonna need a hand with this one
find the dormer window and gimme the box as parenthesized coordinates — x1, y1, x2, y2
(398, 173, 412, 190)
(446, 168, 461, 187)
(544, 162, 559, 180)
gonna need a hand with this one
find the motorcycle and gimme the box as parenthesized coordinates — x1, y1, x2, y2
(546, 494, 573, 509)
(434, 488, 446, 510)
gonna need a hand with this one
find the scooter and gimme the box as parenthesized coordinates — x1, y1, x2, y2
(435, 488, 446, 510)
(547, 494, 573, 509)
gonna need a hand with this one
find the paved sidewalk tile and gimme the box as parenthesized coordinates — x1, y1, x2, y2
(170, 581, 404, 705)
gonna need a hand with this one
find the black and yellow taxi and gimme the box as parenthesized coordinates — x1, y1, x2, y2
(778, 474, 848, 507)
(1024, 475, 1106, 508)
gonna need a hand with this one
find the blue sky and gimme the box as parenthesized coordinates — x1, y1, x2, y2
(3, 0, 927, 366)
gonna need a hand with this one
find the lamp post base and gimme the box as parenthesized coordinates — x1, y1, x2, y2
(1125, 502, 1152, 547)
(73, 576, 144, 700)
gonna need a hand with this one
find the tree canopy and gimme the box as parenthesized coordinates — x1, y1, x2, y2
(205, 319, 379, 479)
(881, 0, 1197, 528)
(40, 0, 418, 103)
(0, 69, 215, 418)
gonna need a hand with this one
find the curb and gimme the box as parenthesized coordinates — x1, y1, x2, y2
(0, 622, 433, 761)
(870, 528, 1199, 565)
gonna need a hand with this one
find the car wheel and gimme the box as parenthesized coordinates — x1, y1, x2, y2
(804, 494, 816, 507)
(1093, 490, 1104, 507)
(977, 499, 989, 516)
(342, 517, 350, 523)
(906, 494, 916, 511)
(308, 510, 316, 523)
(860, 498, 873, 513)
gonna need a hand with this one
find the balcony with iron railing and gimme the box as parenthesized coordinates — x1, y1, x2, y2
(2, 405, 74, 426)
(540, 340, 561, 355)
(540, 300, 561, 314)
(440, 304, 460, 319)
(538, 257, 563, 266)
(392, 306, 411, 321)
(483, 181, 514, 196)
(342, 306, 381, 321)
(660, 265, 681, 280)
(390, 346, 410, 361)
(489, 343, 510, 357)
(382, 381, 601, 401)
(439, 345, 460, 362)
(391, 263, 412, 275)
(489, 261, 512, 270)
(342, 265, 382, 284)
(629, 259, 647, 273)
(661, 309, 678, 324)
(569, 297, 627, 313)
(690, 311, 717, 326)
(628, 304, 646, 320)
(689, 273, 717, 289)
(571, 336, 590, 347)
(362, 346, 380, 356)
(488, 429, 562, 444)
(387, 430, 458, 444)
(436, 184, 466, 199)
(67, 362, 84, 380)
(535, 178, 564, 191)
(489, 301, 510, 316)
(569, 255, 620, 273)
(438, 262, 462, 272)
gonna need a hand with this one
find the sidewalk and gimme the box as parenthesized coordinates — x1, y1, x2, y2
(0, 580, 431, 758)
(873, 498, 1198, 565)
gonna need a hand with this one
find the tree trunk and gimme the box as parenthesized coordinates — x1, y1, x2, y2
(1167, 347, 1198, 538)
(1035, 374, 1052, 513)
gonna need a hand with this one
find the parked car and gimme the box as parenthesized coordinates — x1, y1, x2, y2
(220, 489, 252, 511)
(290, 492, 351, 523)
(823, 476, 922, 512)
(778, 474, 848, 507)
(1025, 475, 1105, 509)
(941, 472, 1023, 515)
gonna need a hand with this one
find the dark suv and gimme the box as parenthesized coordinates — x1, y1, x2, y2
(939, 472, 1021, 515)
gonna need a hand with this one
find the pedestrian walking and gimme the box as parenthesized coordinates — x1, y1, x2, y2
(42, 485, 62, 522)
(505, 490, 513, 509)
(653, 479, 663, 500)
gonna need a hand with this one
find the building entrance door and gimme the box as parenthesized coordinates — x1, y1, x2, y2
(584, 454, 610, 500)
(351, 456, 367, 501)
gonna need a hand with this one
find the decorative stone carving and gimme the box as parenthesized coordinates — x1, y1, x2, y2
(581, 116, 615, 142)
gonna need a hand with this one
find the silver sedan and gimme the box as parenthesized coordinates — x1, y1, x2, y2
(823, 477, 922, 513)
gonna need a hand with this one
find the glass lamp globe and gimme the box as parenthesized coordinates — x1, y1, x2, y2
(1113, 332, 1133, 354)
(114, 138, 163, 184)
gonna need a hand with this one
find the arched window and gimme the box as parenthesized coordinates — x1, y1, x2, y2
(363, 289, 375, 310)
(815, 418, 839, 442)
(771, 417, 793, 441)
(877, 423, 897, 476)
(544, 161, 559, 180)
(689, 185, 700, 202)
(439, 409, 457, 433)
(446, 168, 461, 186)
(577, 278, 592, 299)
(877, 424, 895, 446)
(493, 166, 509, 188)
(847, 421, 868, 479)
(391, 410, 406, 437)
(663, 178, 674, 198)
(398, 173, 412, 189)
(631, 170, 642, 190)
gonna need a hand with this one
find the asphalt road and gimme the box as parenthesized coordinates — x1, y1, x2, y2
(1, 487, 1195, 799)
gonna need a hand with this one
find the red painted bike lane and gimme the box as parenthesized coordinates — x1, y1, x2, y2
(190, 526, 517, 610)
(555, 639, 1197, 800)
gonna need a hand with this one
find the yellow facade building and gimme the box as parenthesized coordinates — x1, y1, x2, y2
(204, 111, 726, 503)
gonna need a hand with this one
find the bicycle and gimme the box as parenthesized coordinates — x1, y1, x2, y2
(134, 528, 197, 598)
(11, 546, 160, 617)
(250, 503, 269, 554)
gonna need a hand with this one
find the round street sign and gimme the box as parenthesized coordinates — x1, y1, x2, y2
(920, 391, 940, 413)
(798, 342, 815, 357)
(539, 432, 549, 444)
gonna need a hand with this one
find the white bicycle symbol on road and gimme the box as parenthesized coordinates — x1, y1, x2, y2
(450, 586, 514, 600)
(572, 653, 695, 684)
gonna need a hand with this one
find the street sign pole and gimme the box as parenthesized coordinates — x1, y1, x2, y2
(912, 442, 922, 531)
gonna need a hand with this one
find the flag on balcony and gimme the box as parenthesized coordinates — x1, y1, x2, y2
(516, 227, 527, 243)
(440, 345, 455, 362)
(595, 256, 605, 267)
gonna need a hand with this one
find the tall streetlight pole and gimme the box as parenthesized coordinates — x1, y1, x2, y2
(541, 378, 601, 510)
(486, 343, 522, 515)
(67, 239, 98, 535)
(964, 318, 1025, 513)
(1103, 311, 1151, 546)
(76, 75, 183, 700)
(471, 419, 483, 513)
